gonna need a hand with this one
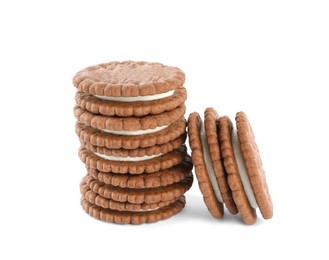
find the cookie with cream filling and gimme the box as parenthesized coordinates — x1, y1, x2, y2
(188, 112, 225, 218)
(80, 196, 186, 224)
(219, 112, 273, 224)
(75, 87, 187, 117)
(84, 173, 193, 204)
(87, 156, 193, 189)
(74, 104, 185, 133)
(79, 145, 187, 174)
(80, 132, 186, 158)
(75, 118, 186, 149)
(204, 108, 238, 215)
(188, 109, 273, 224)
(73, 61, 185, 97)
(80, 176, 177, 211)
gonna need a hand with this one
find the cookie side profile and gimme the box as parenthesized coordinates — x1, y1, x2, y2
(79, 145, 187, 174)
(87, 156, 193, 188)
(84, 173, 193, 204)
(80, 177, 177, 211)
(81, 196, 186, 224)
(80, 133, 186, 158)
(75, 118, 186, 149)
(235, 112, 273, 219)
(75, 87, 187, 117)
(219, 115, 257, 224)
(188, 112, 224, 218)
(204, 108, 238, 215)
(74, 104, 185, 132)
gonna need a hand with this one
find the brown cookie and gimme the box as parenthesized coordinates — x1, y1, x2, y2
(84, 173, 193, 204)
(235, 112, 273, 220)
(218, 115, 257, 224)
(79, 145, 187, 174)
(80, 133, 186, 158)
(204, 108, 238, 215)
(75, 87, 187, 117)
(187, 112, 224, 218)
(74, 104, 185, 132)
(73, 61, 185, 97)
(87, 156, 193, 188)
(75, 118, 186, 149)
(80, 196, 186, 224)
(80, 177, 177, 211)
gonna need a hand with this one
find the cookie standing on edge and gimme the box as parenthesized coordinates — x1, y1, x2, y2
(188, 108, 273, 224)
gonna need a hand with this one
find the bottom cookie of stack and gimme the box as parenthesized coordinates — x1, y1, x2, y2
(79, 160, 193, 224)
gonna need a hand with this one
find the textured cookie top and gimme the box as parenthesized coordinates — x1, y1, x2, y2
(73, 61, 185, 97)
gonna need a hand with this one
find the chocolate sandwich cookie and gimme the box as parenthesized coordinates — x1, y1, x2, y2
(218, 112, 273, 224)
(79, 145, 187, 174)
(87, 156, 193, 189)
(80, 196, 186, 224)
(73, 61, 185, 97)
(80, 177, 177, 211)
(75, 118, 186, 150)
(74, 104, 185, 132)
(80, 133, 186, 158)
(75, 87, 187, 117)
(83, 173, 193, 204)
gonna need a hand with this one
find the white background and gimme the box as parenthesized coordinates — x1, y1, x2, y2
(1, 0, 328, 259)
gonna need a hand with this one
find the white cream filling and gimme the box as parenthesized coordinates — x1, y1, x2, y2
(199, 120, 224, 203)
(231, 127, 258, 209)
(102, 125, 169, 136)
(95, 152, 163, 162)
(95, 90, 175, 102)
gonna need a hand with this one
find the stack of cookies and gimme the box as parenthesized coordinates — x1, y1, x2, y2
(73, 61, 193, 224)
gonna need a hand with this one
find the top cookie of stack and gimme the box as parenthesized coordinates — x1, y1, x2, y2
(73, 61, 192, 224)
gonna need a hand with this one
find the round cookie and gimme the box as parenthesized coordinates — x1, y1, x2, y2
(187, 112, 224, 218)
(235, 112, 273, 219)
(75, 87, 187, 117)
(79, 145, 187, 174)
(80, 177, 177, 211)
(75, 118, 187, 150)
(87, 156, 193, 188)
(218, 112, 273, 224)
(218, 116, 256, 224)
(80, 196, 186, 224)
(80, 133, 186, 158)
(84, 173, 193, 204)
(74, 104, 185, 132)
(204, 108, 238, 215)
(73, 61, 185, 97)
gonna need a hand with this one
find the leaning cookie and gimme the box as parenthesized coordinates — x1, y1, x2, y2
(188, 112, 225, 218)
(75, 87, 187, 117)
(75, 118, 186, 150)
(188, 109, 273, 224)
(218, 112, 273, 224)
